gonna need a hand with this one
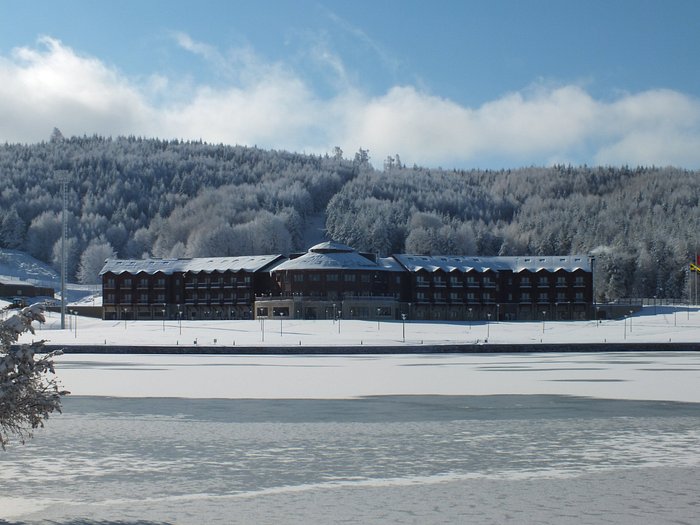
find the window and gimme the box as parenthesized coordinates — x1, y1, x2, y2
(139, 278, 149, 288)
(575, 276, 585, 286)
(521, 292, 531, 302)
(327, 274, 339, 282)
(556, 276, 566, 287)
(293, 274, 304, 282)
(450, 292, 460, 301)
(520, 276, 530, 287)
(106, 293, 115, 304)
(483, 276, 495, 287)
(557, 292, 566, 302)
(434, 292, 444, 302)
(538, 276, 549, 287)
(449, 276, 461, 286)
(434, 277, 446, 287)
(538, 292, 549, 303)
(123, 278, 132, 287)
(416, 292, 426, 301)
(360, 274, 370, 283)
(416, 276, 429, 287)
(344, 274, 356, 282)
(309, 274, 321, 281)
(243, 276, 251, 284)
(483, 292, 492, 302)
(123, 293, 132, 303)
(466, 276, 478, 287)
(106, 278, 115, 288)
(466, 292, 476, 301)
(575, 292, 584, 302)
(157, 294, 166, 302)
(139, 293, 148, 303)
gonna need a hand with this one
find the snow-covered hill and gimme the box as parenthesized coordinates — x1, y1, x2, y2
(0, 249, 97, 303)
(0, 249, 59, 283)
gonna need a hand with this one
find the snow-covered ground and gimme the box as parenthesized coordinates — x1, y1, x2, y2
(4, 301, 700, 523)
(6, 303, 699, 403)
(14, 303, 700, 348)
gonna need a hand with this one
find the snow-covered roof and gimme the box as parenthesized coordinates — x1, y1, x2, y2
(271, 250, 385, 272)
(393, 254, 591, 273)
(378, 257, 404, 272)
(100, 255, 283, 276)
(309, 241, 356, 253)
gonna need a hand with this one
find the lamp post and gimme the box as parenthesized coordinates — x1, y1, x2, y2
(261, 316, 265, 342)
(401, 313, 406, 342)
(629, 310, 633, 332)
(468, 307, 473, 332)
(486, 312, 491, 340)
(280, 312, 284, 337)
(124, 308, 128, 329)
(624, 315, 627, 340)
(71, 310, 77, 338)
(542, 310, 546, 334)
(178, 306, 182, 335)
(162, 307, 166, 332)
(333, 303, 337, 324)
(377, 307, 381, 331)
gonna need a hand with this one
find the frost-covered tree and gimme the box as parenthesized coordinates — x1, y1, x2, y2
(77, 240, 116, 284)
(0, 304, 67, 449)
(0, 207, 26, 249)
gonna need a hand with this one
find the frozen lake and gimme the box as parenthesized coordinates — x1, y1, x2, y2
(2, 352, 700, 524)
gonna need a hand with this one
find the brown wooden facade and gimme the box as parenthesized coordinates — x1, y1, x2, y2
(101, 256, 283, 321)
(404, 267, 592, 321)
(101, 246, 594, 322)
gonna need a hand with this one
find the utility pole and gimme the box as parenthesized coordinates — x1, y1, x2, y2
(57, 170, 69, 330)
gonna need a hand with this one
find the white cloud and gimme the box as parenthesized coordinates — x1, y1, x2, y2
(0, 37, 699, 169)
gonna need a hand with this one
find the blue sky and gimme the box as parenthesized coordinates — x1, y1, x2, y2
(1, 0, 699, 169)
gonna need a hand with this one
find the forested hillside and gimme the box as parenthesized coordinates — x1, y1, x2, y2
(327, 165, 699, 301)
(0, 135, 697, 301)
(0, 135, 355, 283)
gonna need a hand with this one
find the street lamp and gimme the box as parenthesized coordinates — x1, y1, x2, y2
(486, 312, 491, 340)
(468, 307, 473, 332)
(162, 307, 166, 332)
(71, 310, 77, 338)
(401, 313, 407, 342)
(496, 304, 500, 323)
(542, 310, 546, 334)
(178, 306, 183, 335)
(280, 311, 284, 337)
(124, 308, 128, 329)
(629, 310, 633, 332)
(377, 307, 381, 330)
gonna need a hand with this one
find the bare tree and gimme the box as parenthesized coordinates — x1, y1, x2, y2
(0, 304, 68, 449)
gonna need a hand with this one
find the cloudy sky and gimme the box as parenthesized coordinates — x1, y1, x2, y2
(1, 0, 699, 169)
